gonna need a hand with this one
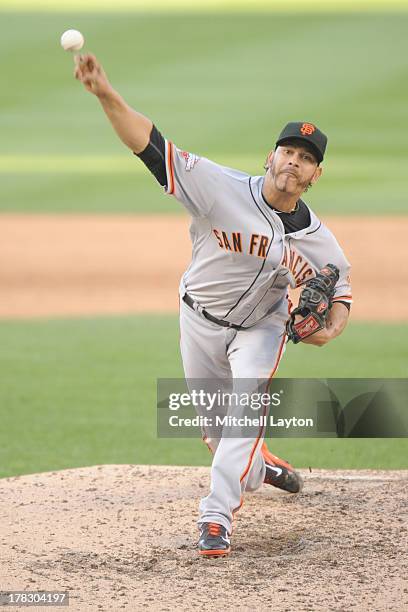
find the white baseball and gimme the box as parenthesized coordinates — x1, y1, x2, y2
(60, 29, 85, 52)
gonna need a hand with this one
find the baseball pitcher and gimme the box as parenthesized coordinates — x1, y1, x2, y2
(74, 54, 352, 557)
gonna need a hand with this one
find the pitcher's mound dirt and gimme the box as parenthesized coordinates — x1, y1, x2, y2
(1, 465, 407, 611)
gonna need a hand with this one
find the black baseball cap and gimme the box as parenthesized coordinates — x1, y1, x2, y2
(275, 121, 328, 164)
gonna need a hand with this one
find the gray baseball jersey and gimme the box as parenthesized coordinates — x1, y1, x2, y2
(164, 141, 352, 327)
(142, 137, 353, 534)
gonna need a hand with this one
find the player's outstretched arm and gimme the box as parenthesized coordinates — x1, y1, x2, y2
(300, 302, 349, 347)
(74, 53, 152, 153)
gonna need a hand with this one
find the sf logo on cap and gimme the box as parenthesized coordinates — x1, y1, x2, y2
(300, 123, 316, 136)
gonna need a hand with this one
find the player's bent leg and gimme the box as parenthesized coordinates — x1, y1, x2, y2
(228, 315, 303, 495)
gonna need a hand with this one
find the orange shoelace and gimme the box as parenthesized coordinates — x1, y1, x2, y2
(208, 523, 222, 536)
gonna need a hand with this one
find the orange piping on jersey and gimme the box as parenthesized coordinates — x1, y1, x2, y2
(266, 333, 287, 381)
(332, 295, 353, 301)
(232, 332, 287, 518)
(167, 141, 175, 195)
(239, 403, 268, 484)
(232, 404, 268, 515)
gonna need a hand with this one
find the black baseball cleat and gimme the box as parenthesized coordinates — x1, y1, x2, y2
(198, 522, 231, 557)
(262, 442, 303, 494)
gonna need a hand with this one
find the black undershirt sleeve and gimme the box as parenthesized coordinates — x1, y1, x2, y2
(134, 124, 167, 187)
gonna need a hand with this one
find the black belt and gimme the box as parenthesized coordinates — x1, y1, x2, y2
(182, 293, 246, 331)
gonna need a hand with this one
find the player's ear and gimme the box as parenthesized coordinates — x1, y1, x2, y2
(264, 150, 274, 171)
(311, 165, 322, 184)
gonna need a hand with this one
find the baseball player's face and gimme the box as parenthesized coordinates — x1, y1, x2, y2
(266, 145, 322, 195)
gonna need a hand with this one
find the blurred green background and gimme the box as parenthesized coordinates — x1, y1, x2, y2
(1, 7, 408, 214)
(0, 1, 407, 477)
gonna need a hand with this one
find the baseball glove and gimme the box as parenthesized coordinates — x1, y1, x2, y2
(286, 263, 340, 344)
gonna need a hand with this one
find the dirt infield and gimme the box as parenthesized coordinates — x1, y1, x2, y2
(1, 465, 407, 611)
(1, 214, 407, 321)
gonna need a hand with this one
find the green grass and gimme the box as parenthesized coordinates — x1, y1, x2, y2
(1, 11, 408, 213)
(2, 0, 408, 13)
(0, 315, 406, 478)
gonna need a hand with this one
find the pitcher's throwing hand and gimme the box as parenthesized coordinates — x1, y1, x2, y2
(74, 54, 112, 97)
